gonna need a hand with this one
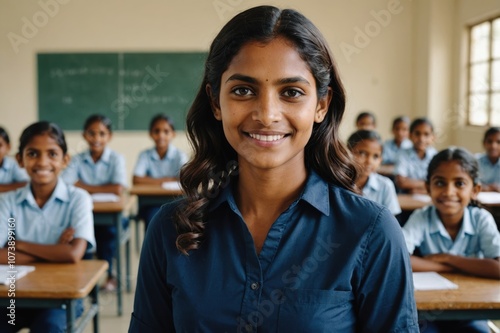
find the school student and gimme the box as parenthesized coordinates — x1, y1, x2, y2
(348, 130, 401, 215)
(355, 110, 376, 130)
(132, 114, 188, 230)
(402, 147, 500, 332)
(62, 114, 127, 291)
(0, 126, 29, 192)
(129, 6, 418, 332)
(382, 116, 413, 165)
(0, 121, 95, 332)
(395, 117, 437, 193)
(476, 127, 500, 192)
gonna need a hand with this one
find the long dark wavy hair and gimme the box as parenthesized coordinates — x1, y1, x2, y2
(174, 5, 358, 254)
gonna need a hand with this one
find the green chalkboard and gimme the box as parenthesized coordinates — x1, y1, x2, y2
(37, 52, 207, 131)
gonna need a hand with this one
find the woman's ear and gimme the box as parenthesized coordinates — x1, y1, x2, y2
(206, 84, 222, 121)
(314, 88, 332, 123)
(62, 153, 71, 169)
(16, 153, 23, 168)
(471, 183, 481, 200)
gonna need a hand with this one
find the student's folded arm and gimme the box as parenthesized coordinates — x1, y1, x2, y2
(0, 247, 38, 264)
(132, 175, 164, 185)
(410, 255, 455, 273)
(74, 181, 123, 195)
(13, 238, 88, 263)
(395, 176, 426, 193)
(0, 182, 27, 192)
(438, 255, 500, 279)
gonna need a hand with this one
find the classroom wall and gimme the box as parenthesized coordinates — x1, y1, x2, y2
(0, 0, 497, 180)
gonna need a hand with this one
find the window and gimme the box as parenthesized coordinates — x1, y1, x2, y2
(467, 16, 500, 126)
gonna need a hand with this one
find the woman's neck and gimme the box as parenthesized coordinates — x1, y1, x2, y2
(355, 174, 369, 190)
(90, 150, 104, 163)
(488, 155, 499, 165)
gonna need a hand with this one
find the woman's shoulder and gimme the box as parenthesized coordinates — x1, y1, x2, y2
(328, 184, 387, 219)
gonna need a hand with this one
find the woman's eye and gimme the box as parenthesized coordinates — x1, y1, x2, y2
(27, 151, 37, 157)
(232, 87, 253, 96)
(434, 180, 444, 187)
(456, 181, 466, 187)
(282, 89, 303, 98)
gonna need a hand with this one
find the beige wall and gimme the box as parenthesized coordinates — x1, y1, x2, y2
(0, 0, 498, 180)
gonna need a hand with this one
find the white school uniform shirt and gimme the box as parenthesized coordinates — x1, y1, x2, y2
(62, 148, 127, 187)
(133, 145, 188, 178)
(394, 147, 437, 180)
(362, 173, 402, 215)
(0, 156, 29, 184)
(382, 138, 413, 165)
(402, 205, 500, 258)
(476, 153, 500, 186)
(0, 179, 96, 250)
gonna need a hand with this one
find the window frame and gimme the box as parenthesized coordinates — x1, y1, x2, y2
(466, 15, 500, 127)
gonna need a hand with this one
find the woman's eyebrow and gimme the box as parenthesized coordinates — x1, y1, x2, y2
(225, 74, 257, 84)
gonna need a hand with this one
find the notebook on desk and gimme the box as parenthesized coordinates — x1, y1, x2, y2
(0, 265, 35, 285)
(412, 272, 458, 290)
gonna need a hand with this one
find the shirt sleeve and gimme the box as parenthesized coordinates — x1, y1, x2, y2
(402, 209, 426, 254)
(133, 151, 148, 177)
(394, 151, 409, 177)
(111, 153, 128, 187)
(61, 156, 80, 185)
(129, 206, 175, 332)
(68, 189, 96, 251)
(382, 177, 401, 215)
(0, 193, 11, 247)
(356, 208, 419, 332)
(12, 164, 29, 182)
(476, 209, 500, 258)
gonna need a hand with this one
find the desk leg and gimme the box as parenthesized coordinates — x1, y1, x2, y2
(126, 236, 131, 292)
(66, 300, 76, 333)
(116, 214, 123, 316)
(92, 286, 99, 333)
(135, 216, 141, 253)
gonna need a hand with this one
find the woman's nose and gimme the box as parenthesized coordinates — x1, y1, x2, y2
(253, 93, 282, 126)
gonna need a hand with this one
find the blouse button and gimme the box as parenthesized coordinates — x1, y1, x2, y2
(250, 282, 260, 290)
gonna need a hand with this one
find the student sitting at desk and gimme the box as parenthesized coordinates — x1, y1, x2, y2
(382, 116, 412, 165)
(355, 110, 376, 130)
(132, 114, 188, 230)
(0, 121, 96, 332)
(394, 117, 437, 194)
(476, 126, 500, 192)
(347, 129, 401, 215)
(0, 126, 29, 192)
(62, 114, 127, 292)
(402, 147, 500, 333)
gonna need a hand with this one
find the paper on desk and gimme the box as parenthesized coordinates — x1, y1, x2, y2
(412, 194, 432, 203)
(0, 265, 35, 285)
(162, 181, 181, 191)
(477, 191, 500, 204)
(91, 193, 120, 202)
(412, 272, 458, 290)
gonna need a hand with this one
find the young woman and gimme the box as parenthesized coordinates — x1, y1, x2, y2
(129, 6, 418, 332)
(476, 127, 500, 192)
(403, 147, 500, 332)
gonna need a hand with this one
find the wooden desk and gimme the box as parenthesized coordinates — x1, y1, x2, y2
(0, 260, 108, 333)
(415, 273, 500, 320)
(93, 196, 131, 316)
(398, 194, 431, 212)
(129, 185, 184, 251)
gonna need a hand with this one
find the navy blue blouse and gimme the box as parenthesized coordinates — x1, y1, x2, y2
(129, 171, 419, 332)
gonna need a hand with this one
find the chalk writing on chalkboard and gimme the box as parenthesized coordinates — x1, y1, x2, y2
(38, 52, 206, 131)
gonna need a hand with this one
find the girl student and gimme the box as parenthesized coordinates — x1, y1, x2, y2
(0, 121, 95, 332)
(347, 130, 401, 215)
(402, 147, 500, 332)
(382, 116, 413, 165)
(476, 126, 500, 192)
(129, 6, 418, 332)
(394, 117, 437, 193)
(62, 114, 127, 291)
(0, 126, 29, 192)
(355, 110, 376, 130)
(132, 114, 188, 230)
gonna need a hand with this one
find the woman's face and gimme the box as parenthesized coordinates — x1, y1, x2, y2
(211, 37, 330, 173)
